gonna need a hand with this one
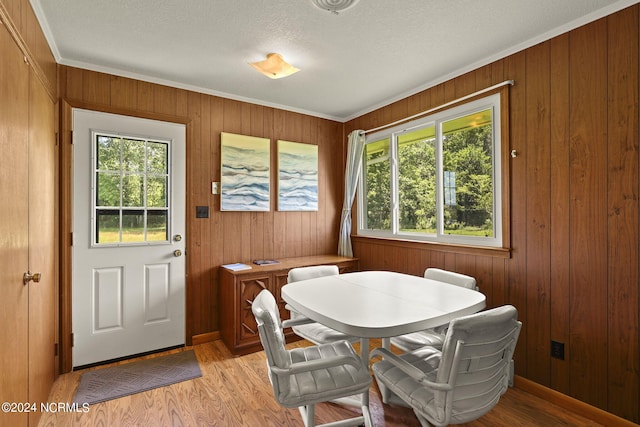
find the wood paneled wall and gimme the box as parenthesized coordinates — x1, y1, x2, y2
(0, 0, 57, 99)
(346, 6, 639, 423)
(15, 0, 638, 422)
(58, 67, 345, 355)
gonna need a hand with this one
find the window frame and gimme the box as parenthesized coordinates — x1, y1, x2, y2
(90, 130, 173, 247)
(356, 91, 509, 249)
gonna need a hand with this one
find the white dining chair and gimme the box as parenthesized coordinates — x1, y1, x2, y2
(423, 267, 479, 291)
(286, 265, 359, 345)
(390, 268, 479, 352)
(252, 289, 373, 427)
(372, 305, 521, 427)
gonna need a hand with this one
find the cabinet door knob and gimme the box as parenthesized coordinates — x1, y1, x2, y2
(23, 272, 41, 285)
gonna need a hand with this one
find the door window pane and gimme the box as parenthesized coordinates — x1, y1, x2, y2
(96, 172, 121, 206)
(96, 209, 120, 244)
(147, 176, 168, 208)
(96, 135, 121, 170)
(147, 210, 168, 241)
(147, 142, 168, 174)
(122, 173, 144, 207)
(122, 138, 145, 172)
(121, 210, 145, 242)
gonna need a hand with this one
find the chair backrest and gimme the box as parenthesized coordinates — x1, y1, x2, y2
(288, 265, 339, 283)
(252, 289, 291, 396)
(424, 267, 478, 291)
(431, 305, 521, 425)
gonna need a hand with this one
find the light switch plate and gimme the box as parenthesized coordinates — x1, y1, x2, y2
(196, 206, 209, 218)
(212, 182, 220, 194)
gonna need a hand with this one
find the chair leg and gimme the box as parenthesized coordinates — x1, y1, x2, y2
(377, 379, 393, 404)
(299, 403, 315, 427)
(361, 390, 373, 427)
(297, 391, 372, 427)
(509, 359, 515, 387)
(298, 399, 372, 427)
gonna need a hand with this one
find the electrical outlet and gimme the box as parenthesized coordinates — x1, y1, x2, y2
(551, 340, 565, 360)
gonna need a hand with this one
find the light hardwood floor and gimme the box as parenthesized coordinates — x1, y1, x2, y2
(38, 340, 604, 427)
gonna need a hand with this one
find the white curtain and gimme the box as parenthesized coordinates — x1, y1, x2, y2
(338, 130, 365, 257)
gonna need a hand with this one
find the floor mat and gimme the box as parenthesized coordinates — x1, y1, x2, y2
(73, 350, 201, 405)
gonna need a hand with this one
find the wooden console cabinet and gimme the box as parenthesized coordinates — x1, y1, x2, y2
(219, 255, 358, 355)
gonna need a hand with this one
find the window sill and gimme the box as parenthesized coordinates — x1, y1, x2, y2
(351, 234, 512, 259)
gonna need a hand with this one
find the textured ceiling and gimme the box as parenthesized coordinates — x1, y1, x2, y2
(32, 0, 636, 121)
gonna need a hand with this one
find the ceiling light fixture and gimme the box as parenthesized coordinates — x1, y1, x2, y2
(311, 0, 360, 15)
(250, 53, 300, 79)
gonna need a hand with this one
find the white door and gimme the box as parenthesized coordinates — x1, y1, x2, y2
(72, 109, 186, 367)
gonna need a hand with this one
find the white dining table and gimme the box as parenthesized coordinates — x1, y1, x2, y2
(281, 270, 486, 361)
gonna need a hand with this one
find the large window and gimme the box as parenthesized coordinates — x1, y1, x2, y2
(358, 93, 504, 247)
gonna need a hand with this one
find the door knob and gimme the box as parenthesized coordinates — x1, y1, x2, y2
(23, 272, 41, 286)
(173, 249, 182, 257)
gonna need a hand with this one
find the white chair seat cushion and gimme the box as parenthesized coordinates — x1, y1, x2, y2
(277, 340, 371, 407)
(372, 346, 441, 412)
(292, 323, 359, 345)
(390, 330, 445, 352)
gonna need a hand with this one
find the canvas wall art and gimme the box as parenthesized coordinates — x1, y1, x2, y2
(220, 132, 270, 211)
(277, 140, 318, 211)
